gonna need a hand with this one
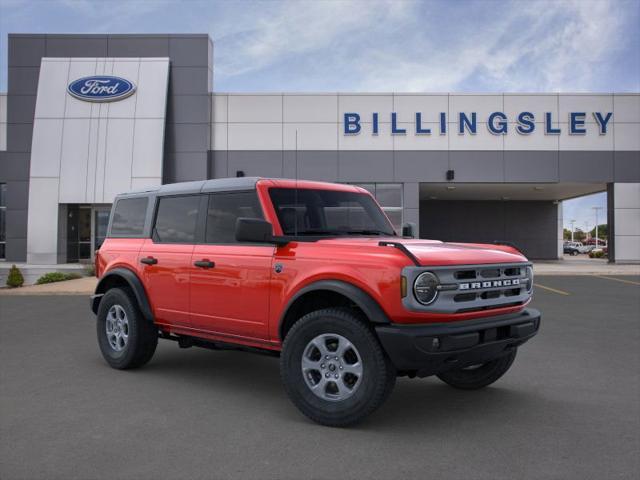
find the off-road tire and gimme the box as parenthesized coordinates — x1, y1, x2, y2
(436, 348, 517, 390)
(280, 307, 396, 427)
(97, 287, 158, 369)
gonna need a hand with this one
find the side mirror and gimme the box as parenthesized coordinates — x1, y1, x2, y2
(401, 222, 416, 238)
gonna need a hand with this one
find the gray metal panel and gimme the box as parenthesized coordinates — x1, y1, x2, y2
(505, 151, 559, 182)
(394, 151, 449, 182)
(283, 151, 339, 181)
(8, 35, 45, 67)
(169, 36, 211, 67)
(167, 95, 210, 124)
(169, 67, 210, 95)
(163, 152, 209, 183)
(559, 151, 614, 182)
(6, 124, 33, 153)
(449, 151, 504, 182)
(338, 151, 394, 182)
(5, 237, 26, 262)
(6, 209, 27, 238)
(107, 35, 170, 57)
(210, 151, 228, 178)
(7, 67, 40, 95)
(5, 180, 29, 209)
(6, 95, 36, 124)
(45, 36, 108, 57)
(614, 151, 640, 182)
(165, 123, 210, 153)
(228, 151, 284, 178)
(0, 153, 29, 181)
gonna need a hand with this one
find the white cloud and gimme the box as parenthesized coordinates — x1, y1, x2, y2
(213, 0, 635, 92)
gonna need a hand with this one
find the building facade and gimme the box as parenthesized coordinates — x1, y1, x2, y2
(0, 33, 638, 265)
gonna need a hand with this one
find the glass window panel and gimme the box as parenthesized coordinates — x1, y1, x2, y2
(111, 197, 148, 236)
(0, 243, 5, 259)
(0, 183, 6, 207)
(375, 184, 402, 208)
(154, 195, 200, 244)
(383, 208, 403, 233)
(206, 191, 263, 244)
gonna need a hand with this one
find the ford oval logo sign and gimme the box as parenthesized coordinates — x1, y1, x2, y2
(67, 76, 136, 102)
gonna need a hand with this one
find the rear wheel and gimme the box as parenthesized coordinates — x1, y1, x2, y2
(97, 288, 158, 369)
(280, 308, 396, 427)
(436, 348, 517, 390)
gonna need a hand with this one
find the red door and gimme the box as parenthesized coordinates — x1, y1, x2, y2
(189, 244, 274, 340)
(138, 194, 202, 327)
(188, 191, 274, 342)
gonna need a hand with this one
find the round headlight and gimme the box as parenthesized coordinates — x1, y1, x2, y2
(525, 266, 534, 293)
(414, 271, 440, 305)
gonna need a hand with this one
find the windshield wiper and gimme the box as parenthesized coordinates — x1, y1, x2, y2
(293, 229, 349, 236)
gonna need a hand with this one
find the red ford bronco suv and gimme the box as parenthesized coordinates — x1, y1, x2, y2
(91, 177, 540, 426)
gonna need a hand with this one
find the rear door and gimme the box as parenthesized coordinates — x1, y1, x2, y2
(139, 194, 204, 327)
(189, 191, 274, 341)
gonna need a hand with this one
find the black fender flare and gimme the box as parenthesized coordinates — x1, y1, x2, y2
(91, 268, 154, 322)
(280, 280, 391, 338)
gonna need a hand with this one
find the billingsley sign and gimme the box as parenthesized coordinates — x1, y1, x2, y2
(343, 111, 613, 135)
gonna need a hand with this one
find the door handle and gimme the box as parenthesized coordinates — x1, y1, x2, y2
(194, 260, 215, 269)
(140, 256, 158, 265)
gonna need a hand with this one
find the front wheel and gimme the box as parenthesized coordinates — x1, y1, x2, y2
(436, 348, 517, 390)
(280, 308, 396, 427)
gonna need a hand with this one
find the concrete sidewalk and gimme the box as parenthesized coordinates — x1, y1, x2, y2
(0, 276, 98, 295)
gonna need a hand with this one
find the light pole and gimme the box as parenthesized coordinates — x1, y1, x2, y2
(592, 206, 603, 248)
(570, 219, 576, 242)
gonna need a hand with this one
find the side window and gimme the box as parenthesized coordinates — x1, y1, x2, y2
(153, 195, 201, 243)
(205, 191, 263, 244)
(110, 197, 148, 237)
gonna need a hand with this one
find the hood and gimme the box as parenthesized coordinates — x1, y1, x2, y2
(315, 237, 528, 266)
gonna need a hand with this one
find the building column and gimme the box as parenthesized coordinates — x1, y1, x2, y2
(608, 183, 640, 263)
(403, 182, 419, 237)
(557, 201, 564, 260)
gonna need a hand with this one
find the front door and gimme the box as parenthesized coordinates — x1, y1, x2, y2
(189, 191, 273, 341)
(139, 194, 203, 327)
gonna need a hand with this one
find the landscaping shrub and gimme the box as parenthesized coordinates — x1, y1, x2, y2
(36, 272, 83, 285)
(6, 265, 25, 288)
(589, 250, 606, 259)
(84, 264, 96, 277)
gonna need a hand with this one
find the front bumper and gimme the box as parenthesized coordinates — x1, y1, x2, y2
(375, 308, 540, 377)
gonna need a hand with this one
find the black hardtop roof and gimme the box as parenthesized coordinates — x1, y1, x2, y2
(115, 177, 262, 199)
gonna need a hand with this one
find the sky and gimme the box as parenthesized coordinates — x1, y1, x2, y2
(1, 0, 638, 228)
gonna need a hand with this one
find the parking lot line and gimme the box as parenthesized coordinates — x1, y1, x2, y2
(592, 275, 640, 286)
(534, 283, 570, 295)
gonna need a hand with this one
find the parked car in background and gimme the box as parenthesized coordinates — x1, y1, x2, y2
(564, 244, 581, 256)
(564, 242, 590, 254)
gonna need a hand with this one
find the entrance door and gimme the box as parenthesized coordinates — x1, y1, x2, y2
(189, 191, 273, 341)
(66, 205, 92, 263)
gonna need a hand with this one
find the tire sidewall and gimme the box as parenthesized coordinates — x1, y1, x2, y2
(97, 288, 144, 369)
(281, 310, 390, 424)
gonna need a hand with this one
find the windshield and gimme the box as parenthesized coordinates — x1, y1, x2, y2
(269, 188, 396, 237)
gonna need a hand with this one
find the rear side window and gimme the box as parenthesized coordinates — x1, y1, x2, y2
(154, 195, 201, 243)
(110, 197, 148, 236)
(205, 191, 263, 243)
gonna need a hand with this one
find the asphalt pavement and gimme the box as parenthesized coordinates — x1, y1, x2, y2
(1, 275, 638, 480)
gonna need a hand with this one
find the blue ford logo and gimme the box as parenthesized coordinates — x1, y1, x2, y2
(67, 76, 136, 102)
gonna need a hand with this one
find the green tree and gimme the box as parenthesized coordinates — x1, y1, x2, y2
(6, 264, 24, 288)
(589, 224, 607, 239)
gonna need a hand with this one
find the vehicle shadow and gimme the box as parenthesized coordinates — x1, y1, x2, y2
(127, 344, 555, 433)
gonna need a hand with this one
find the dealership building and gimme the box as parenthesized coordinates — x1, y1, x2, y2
(0, 33, 638, 272)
